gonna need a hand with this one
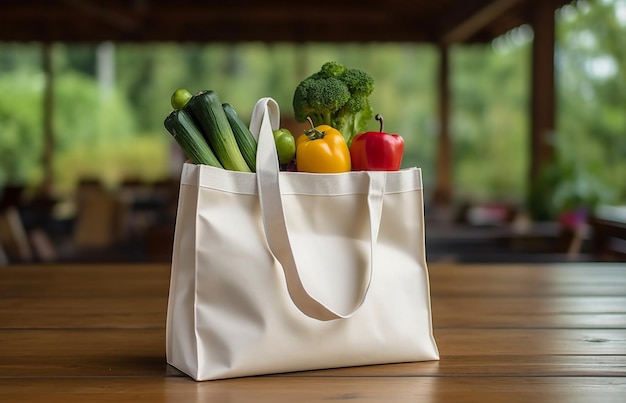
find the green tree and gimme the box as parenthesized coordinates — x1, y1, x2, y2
(0, 68, 44, 188)
(2, 0, 625, 208)
(556, 0, 626, 202)
(451, 41, 530, 202)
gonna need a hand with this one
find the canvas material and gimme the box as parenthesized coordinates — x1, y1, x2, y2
(166, 98, 439, 381)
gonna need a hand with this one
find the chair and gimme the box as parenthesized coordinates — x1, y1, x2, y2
(0, 206, 34, 263)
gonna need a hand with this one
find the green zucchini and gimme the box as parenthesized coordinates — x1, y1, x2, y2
(186, 90, 251, 172)
(164, 109, 223, 168)
(222, 103, 257, 172)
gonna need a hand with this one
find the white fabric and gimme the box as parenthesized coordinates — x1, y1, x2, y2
(166, 98, 439, 381)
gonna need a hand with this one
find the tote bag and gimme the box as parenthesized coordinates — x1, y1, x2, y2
(166, 97, 439, 381)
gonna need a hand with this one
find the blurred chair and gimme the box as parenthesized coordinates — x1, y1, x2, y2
(0, 185, 60, 263)
(72, 179, 124, 250)
(0, 206, 34, 263)
(0, 244, 7, 265)
(0, 186, 34, 263)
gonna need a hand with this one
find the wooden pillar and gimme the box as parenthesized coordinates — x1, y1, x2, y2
(42, 42, 55, 197)
(529, 0, 557, 182)
(433, 44, 452, 207)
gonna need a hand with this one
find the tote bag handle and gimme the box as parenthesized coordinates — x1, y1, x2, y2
(250, 98, 385, 321)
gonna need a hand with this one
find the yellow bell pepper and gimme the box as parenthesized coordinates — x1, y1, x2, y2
(296, 120, 351, 173)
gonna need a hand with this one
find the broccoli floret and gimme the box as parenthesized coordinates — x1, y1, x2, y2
(292, 77, 350, 125)
(319, 61, 347, 78)
(340, 68, 374, 97)
(292, 61, 375, 146)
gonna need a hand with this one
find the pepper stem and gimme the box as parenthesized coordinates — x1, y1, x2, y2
(375, 114, 384, 132)
(305, 117, 325, 140)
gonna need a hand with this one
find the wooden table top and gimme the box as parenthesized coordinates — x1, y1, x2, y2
(1, 261, 625, 402)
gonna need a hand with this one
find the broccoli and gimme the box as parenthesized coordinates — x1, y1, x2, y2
(292, 77, 350, 126)
(316, 61, 346, 78)
(292, 61, 375, 146)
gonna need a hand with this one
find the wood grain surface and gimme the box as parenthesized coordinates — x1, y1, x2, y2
(1, 262, 625, 402)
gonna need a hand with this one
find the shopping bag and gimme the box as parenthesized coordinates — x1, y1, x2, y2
(166, 97, 439, 381)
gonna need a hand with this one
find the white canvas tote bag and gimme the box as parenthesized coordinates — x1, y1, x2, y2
(166, 97, 439, 381)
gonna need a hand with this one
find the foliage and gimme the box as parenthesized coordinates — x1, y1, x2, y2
(0, 69, 44, 187)
(0, 53, 167, 195)
(451, 43, 530, 202)
(556, 0, 626, 202)
(528, 131, 616, 220)
(0, 0, 625, 211)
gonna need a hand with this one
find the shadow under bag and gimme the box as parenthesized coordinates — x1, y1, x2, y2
(166, 97, 439, 381)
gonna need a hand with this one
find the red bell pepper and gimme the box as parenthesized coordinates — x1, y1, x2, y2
(349, 114, 405, 171)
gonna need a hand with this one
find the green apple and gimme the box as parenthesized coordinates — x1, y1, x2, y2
(273, 128, 296, 164)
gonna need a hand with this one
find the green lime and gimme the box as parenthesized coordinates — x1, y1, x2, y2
(171, 88, 192, 110)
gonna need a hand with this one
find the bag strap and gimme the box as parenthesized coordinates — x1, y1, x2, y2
(250, 98, 385, 321)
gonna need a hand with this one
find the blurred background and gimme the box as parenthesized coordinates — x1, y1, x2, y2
(1, 0, 625, 264)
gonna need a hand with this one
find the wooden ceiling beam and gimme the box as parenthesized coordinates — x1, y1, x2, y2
(0, 0, 573, 44)
(59, 0, 141, 32)
(438, 0, 524, 44)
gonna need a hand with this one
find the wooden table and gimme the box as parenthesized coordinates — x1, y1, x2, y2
(1, 262, 625, 402)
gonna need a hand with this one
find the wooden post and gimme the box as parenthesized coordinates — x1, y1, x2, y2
(530, 0, 557, 182)
(42, 42, 55, 197)
(433, 44, 452, 208)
